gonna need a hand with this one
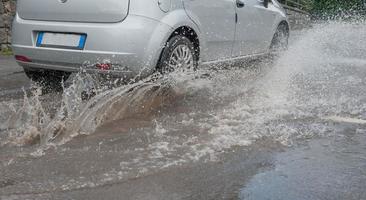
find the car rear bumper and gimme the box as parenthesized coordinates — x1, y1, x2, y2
(17, 60, 136, 79)
(12, 14, 173, 78)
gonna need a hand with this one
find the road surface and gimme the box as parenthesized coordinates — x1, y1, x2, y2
(0, 22, 366, 200)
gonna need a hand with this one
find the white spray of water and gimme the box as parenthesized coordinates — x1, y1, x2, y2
(1, 70, 210, 146)
(1, 22, 365, 164)
(1, 22, 366, 194)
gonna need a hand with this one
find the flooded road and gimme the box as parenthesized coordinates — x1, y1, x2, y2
(1, 22, 366, 199)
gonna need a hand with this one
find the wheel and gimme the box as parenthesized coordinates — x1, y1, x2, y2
(157, 35, 198, 74)
(24, 68, 71, 91)
(270, 23, 289, 53)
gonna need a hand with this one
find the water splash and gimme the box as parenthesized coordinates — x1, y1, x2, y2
(1, 70, 208, 147)
(138, 22, 366, 164)
(1, 21, 365, 164)
(1, 22, 366, 196)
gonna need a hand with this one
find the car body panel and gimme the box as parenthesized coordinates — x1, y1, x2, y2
(252, 2, 282, 51)
(182, 0, 236, 61)
(233, 0, 264, 56)
(234, 0, 286, 57)
(17, 0, 130, 23)
(12, 0, 288, 79)
(12, 14, 173, 77)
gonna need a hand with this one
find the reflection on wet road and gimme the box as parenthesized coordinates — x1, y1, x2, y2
(1, 22, 366, 199)
(241, 133, 366, 200)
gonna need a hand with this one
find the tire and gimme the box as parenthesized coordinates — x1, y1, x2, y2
(24, 68, 71, 92)
(270, 23, 289, 53)
(157, 35, 198, 74)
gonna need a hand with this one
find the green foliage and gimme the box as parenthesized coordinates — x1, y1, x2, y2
(278, 0, 365, 18)
(1, 47, 13, 56)
(277, 0, 314, 12)
(300, 0, 315, 11)
(311, 0, 365, 18)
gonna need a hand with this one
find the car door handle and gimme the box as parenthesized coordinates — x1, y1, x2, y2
(236, 0, 245, 8)
(257, 0, 269, 8)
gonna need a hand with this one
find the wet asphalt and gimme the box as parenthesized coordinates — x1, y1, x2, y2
(1, 23, 366, 200)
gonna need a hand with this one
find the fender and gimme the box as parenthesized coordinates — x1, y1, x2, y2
(159, 9, 208, 63)
(160, 9, 203, 44)
(130, 0, 207, 66)
(270, 0, 290, 34)
(142, 9, 206, 75)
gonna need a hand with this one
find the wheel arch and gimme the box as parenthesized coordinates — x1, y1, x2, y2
(160, 9, 202, 57)
(153, 10, 202, 71)
(269, 20, 290, 51)
(270, 20, 290, 45)
(166, 26, 200, 60)
(154, 25, 200, 72)
(278, 20, 290, 35)
(139, 9, 204, 76)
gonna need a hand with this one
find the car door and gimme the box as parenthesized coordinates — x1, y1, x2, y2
(232, 0, 276, 57)
(254, 1, 279, 51)
(183, 0, 236, 62)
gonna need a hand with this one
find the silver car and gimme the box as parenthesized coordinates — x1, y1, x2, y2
(12, 0, 289, 85)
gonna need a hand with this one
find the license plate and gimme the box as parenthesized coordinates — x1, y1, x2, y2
(36, 32, 86, 50)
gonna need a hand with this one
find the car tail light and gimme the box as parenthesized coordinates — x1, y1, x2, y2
(15, 55, 32, 63)
(96, 63, 112, 70)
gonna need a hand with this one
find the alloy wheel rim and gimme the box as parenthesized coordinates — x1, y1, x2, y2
(167, 44, 194, 72)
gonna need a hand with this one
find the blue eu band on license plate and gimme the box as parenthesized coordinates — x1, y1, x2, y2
(36, 32, 86, 50)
